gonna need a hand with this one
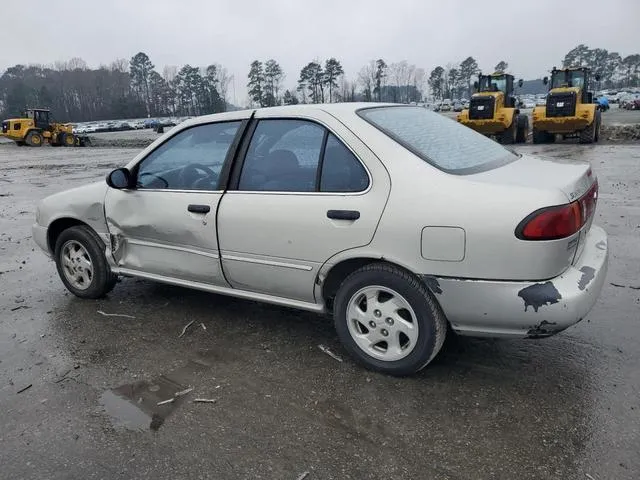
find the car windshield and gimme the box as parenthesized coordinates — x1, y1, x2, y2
(358, 106, 517, 174)
(551, 70, 586, 89)
(479, 76, 506, 93)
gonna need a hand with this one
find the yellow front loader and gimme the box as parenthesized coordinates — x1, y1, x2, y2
(532, 67, 601, 144)
(457, 73, 529, 144)
(1, 108, 89, 147)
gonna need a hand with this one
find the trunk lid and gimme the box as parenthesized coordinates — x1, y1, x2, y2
(468, 153, 594, 202)
(468, 152, 598, 271)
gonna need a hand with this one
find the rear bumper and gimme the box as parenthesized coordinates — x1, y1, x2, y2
(429, 225, 608, 338)
(533, 116, 591, 133)
(459, 119, 508, 134)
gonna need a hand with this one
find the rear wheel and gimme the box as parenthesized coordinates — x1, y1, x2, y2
(532, 129, 547, 144)
(25, 131, 43, 147)
(333, 263, 447, 376)
(61, 132, 76, 147)
(515, 114, 529, 143)
(54, 225, 117, 299)
(499, 115, 517, 144)
(594, 110, 602, 142)
(579, 118, 596, 144)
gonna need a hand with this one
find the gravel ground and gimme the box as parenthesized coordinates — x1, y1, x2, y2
(0, 141, 639, 479)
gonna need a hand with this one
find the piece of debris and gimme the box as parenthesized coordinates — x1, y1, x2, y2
(318, 344, 343, 362)
(16, 384, 32, 394)
(296, 472, 310, 480)
(193, 398, 217, 404)
(174, 387, 193, 397)
(629, 286, 640, 290)
(10, 305, 31, 312)
(97, 310, 136, 319)
(610, 283, 626, 288)
(200, 322, 207, 331)
(157, 398, 175, 406)
(179, 320, 195, 338)
(585, 474, 596, 480)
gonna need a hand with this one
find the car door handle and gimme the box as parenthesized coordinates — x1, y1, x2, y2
(187, 204, 210, 214)
(327, 210, 360, 221)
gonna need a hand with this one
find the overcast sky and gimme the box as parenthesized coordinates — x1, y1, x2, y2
(3, 0, 638, 102)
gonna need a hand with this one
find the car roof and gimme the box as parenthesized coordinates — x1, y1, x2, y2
(183, 102, 398, 127)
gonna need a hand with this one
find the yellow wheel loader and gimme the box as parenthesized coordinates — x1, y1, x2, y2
(457, 73, 529, 144)
(0, 109, 89, 147)
(532, 67, 601, 144)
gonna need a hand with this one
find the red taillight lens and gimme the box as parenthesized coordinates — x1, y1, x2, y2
(517, 180, 598, 241)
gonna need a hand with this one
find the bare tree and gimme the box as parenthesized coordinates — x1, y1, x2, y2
(357, 61, 376, 101)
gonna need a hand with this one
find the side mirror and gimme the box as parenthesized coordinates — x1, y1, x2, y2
(473, 81, 478, 89)
(543, 76, 549, 85)
(594, 74, 601, 82)
(106, 168, 132, 189)
(518, 79, 524, 88)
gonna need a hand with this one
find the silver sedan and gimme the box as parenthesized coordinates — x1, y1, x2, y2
(33, 103, 609, 375)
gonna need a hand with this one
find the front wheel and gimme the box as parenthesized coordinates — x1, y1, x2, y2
(54, 225, 117, 299)
(333, 263, 447, 376)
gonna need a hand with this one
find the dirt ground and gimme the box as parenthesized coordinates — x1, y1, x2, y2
(0, 140, 639, 480)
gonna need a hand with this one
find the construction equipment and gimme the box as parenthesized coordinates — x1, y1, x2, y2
(0, 108, 89, 147)
(532, 67, 601, 144)
(457, 73, 528, 144)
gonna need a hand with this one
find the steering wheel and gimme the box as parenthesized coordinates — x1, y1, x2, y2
(138, 172, 169, 189)
(179, 163, 217, 189)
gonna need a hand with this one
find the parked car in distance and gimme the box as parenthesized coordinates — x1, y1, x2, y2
(440, 99, 452, 111)
(453, 101, 464, 112)
(522, 99, 536, 109)
(32, 103, 609, 376)
(535, 95, 547, 106)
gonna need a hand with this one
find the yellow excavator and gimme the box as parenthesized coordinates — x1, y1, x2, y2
(457, 72, 528, 144)
(1, 108, 89, 147)
(532, 67, 601, 144)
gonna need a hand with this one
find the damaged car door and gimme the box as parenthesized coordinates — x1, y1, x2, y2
(105, 121, 243, 285)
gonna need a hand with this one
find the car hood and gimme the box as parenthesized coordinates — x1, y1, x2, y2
(466, 153, 593, 202)
(38, 181, 109, 227)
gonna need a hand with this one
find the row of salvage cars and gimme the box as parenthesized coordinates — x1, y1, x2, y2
(33, 102, 608, 375)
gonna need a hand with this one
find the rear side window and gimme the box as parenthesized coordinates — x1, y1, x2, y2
(238, 120, 324, 192)
(237, 120, 369, 193)
(13, 122, 21, 131)
(320, 134, 369, 192)
(358, 106, 517, 174)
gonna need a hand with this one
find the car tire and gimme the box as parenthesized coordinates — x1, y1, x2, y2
(54, 225, 117, 299)
(532, 129, 546, 144)
(499, 115, 517, 144)
(26, 131, 43, 147)
(333, 263, 447, 376)
(515, 114, 529, 143)
(594, 110, 602, 143)
(579, 117, 596, 144)
(61, 133, 75, 147)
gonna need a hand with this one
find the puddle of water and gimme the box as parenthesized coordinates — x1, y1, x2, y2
(99, 375, 187, 432)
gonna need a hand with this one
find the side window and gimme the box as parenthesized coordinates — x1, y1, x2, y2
(136, 121, 241, 191)
(13, 122, 21, 131)
(320, 134, 369, 192)
(238, 120, 324, 192)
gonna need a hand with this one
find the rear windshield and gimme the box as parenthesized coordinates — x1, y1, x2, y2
(358, 106, 517, 174)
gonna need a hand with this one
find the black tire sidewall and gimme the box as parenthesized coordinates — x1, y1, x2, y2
(54, 226, 115, 299)
(333, 266, 440, 375)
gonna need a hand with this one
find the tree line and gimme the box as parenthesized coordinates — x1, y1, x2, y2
(0, 53, 232, 122)
(1, 44, 639, 122)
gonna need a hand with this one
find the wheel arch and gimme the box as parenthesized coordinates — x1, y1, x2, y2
(47, 217, 96, 253)
(318, 255, 437, 312)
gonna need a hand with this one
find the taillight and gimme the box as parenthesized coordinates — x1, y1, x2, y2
(516, 180, 598, 241)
